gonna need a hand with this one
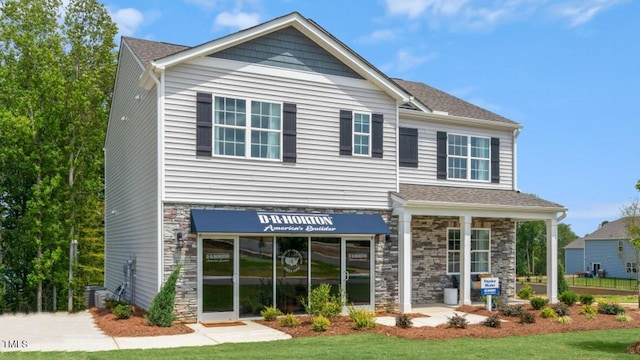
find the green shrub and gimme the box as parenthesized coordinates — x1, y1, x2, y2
(517, 283, 533, 300)
(540, 307, 558, 319)
(396, 313, 413, 329)
(579, 304, 598, 318)
(447, 313, 469, 329)
(348, 304, 376, 329)
(616, 314, 632, 322)
(260, 306, 282, 321)
(112, 304, 133, 320)
(312, 315, 331, 332)
(558, 291, 579, 306)
(598, 302, 626, 315)
(551, 303, 570, 317)
(558, 263, 569, 294)
(145, 264, 182, 327)
(579, 293, 595, 305)
(500, 304, 523, 317)
(482, 315, 502, 328)
(519, 311, 536, 324)
(105, 299, 128, 311)
(278, 313, 300, 327)
(530, 297, 549, 310)
(301, 283, 343, 318)
(557, 316, 572, 324)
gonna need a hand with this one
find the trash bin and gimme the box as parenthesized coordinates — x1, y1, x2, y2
(598, 269, 606, 278)
(444, 288, 458, 305)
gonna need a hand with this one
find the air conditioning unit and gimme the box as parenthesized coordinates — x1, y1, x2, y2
(94, 290, 110, 309)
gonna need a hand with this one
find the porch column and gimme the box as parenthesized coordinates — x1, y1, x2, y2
(398, 211, 412, 313)
(459, 215, 472, 305)
(546, 218, 559, 303)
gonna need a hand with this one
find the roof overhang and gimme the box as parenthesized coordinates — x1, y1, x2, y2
(400, 108, 523, 131)
(139, 12, 428, 111)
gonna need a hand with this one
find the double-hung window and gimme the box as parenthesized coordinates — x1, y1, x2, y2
(448, 134, 490, 181)
(214, 96, 281, 160)
(353, 112, 371, 156)
(447, 228, 491, 274)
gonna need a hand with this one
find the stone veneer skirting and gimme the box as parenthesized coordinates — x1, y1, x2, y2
(162, 203, 395, 323)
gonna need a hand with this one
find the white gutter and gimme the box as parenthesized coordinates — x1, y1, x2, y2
(513, 128, 521, 191)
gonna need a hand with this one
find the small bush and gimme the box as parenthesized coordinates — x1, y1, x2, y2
(551, 303, 570, 317)
(557, 316, 572, 324)
(579, 304, 598, 318)
(519, 311, 536, 324)
(482, 315, 502, 328)
(112, 304, 133, 320)
(105, 299, 128, 311)
(447, 313, 469, 329)
(348, 304, 376, 329)
(530, 297, 549, 310)
(312, 315, 331, 332)
(500, 304, 523, 317)
(616, 314, 633, 323)
(145, 264, 182, 327)
(260, 306, 282, 321)
(517, 283, 533, 300)
(540, 307, 558, 319)
(396, 313, 413, 329)
(598, 302, 626, 315)
(558, 291, 579, 306)
(278, 313, 300, 327)
(579, 293, 595, 305)
(302, 283, 343, 318)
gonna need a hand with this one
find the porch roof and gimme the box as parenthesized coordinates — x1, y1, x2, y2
(392, 184, 566, 216)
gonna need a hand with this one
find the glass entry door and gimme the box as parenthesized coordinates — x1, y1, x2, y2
(344, 239, 373, 307)
(200, 238, 237, 321)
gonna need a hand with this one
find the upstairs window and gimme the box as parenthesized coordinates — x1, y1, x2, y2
(447, 134, 490, 181)
(353, 112, 371, 156)
(213, 96, 281, 160)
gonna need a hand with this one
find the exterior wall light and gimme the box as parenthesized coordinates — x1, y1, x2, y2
(176, 230, 184, 248)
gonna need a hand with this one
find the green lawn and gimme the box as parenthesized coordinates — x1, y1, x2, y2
(4, 329, 640, 359)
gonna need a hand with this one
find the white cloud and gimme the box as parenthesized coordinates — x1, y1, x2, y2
(184, 0, 219, 9)
(110, 8, 144, 36)
(385, 0, 469, 19)
(551, 0, 626, 27)
(366, 29, 398, 42)
(214, 11, 260, 30)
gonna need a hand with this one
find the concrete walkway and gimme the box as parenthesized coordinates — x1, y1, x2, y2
(0, 311, 290, 352)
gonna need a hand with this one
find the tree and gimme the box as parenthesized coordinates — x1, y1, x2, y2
(516, 221, 546, 277)
(622, 197, 640, 307)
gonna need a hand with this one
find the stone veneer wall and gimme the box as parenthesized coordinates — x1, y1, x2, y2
(410, 216, 516, 304)
(163, 203, 393, 323)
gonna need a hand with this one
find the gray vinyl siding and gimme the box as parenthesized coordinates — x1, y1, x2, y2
(585, 240, 640, 279)
(398, 119, 514, 189)
(564, 248, 584, 274)
(162, 60, 397, 208)
(104, 44, 159, 309)
(210, 26, 362, 79)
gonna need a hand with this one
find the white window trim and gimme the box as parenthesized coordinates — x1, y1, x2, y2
(213, 95, 283, 161)
(446, 227, 491, 275)
(447, 133, 491, 182)
(352, 111, 371, 157)
(618, 240, 624, 253)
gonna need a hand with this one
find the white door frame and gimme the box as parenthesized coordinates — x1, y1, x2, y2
(197, 235, 239, 322)
(341, 236, 375, 311)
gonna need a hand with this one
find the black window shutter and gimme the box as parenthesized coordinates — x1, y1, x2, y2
(339, 110, 352, 155)
(282, 103, 297, 163)
(491, 137, 500, 183)
(196, 92, 213, 156)
(399, 127, 418, 168)
(436, 131, 447, 179)
(371, 113, 383, 158)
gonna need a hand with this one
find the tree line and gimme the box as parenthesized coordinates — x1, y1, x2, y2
(0, 0, 116, 312)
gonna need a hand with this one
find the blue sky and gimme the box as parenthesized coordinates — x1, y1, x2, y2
(103, 0, 639, 237)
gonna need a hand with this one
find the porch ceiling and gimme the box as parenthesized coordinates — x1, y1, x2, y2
(392, 184, 566, 219)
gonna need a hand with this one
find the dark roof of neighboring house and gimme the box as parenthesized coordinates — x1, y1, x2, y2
(394, 184, 564, 209)
(584, 218, 630, 240)
(564, 237, 585, 249)
(121, 30, 517, 126)
(392, 79, 517, 125)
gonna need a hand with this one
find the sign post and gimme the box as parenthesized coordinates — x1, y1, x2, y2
(480, 277, 500, 311)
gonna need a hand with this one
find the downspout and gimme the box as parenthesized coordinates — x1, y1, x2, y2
(148, 62, 165, 291)
(512, 128, 521, 191)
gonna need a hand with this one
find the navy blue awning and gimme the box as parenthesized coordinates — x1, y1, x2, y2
(190, 209, 390, 235)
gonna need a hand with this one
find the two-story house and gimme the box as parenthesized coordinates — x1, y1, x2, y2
(105, 12, 566, 323)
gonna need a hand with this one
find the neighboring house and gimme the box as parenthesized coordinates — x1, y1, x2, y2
(565, 218, 639, 279)
(564, 237, 585, 275)
(105, 12, 566, 323)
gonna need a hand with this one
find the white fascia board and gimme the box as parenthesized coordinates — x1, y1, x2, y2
(400, 108, 523, 131)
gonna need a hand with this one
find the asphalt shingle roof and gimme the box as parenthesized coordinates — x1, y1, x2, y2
(122, 37, 187, 67)
(564, 237, 585, 249)
(584, 218, 631, 240)
(394, 184, 564, 209)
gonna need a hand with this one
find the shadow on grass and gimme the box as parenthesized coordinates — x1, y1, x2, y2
(567, 340, 632, 355)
